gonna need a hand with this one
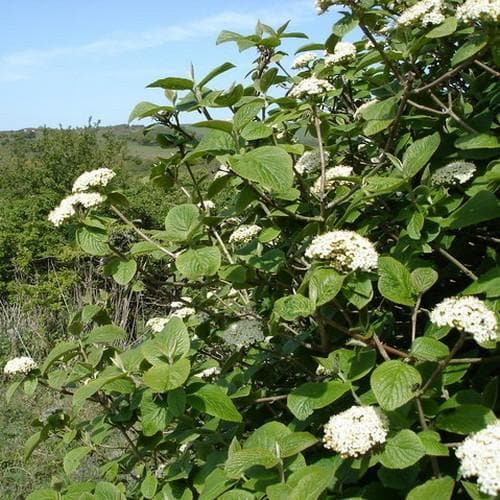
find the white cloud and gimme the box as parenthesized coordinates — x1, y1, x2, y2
(0, 1, 313, 82)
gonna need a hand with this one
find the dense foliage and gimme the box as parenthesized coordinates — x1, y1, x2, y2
(4, 1, 500, 498)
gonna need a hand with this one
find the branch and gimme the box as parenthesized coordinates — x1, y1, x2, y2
(434, 246, 478, 281)
(412, 60, 472, 94)
(312, 105, 327, 220)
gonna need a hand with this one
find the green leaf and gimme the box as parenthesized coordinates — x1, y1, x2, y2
(128, 101, 173, 123)
(360, 96, 399, 121)
(463, 268, 500, 299)
(418, 430, 449, 456)
(443, 191, 500, 229)
(105, 257, 137, 285)
(225, 448, 280, 479)
(402, 132, 441, 179)
(451, 35, 487, 66)
(198, 62, 236, 88)
(277, 432, 318, 458)
(73, 374, 124, 408)
(249, 249, 285, 273)
(455, 133, 500, 150)
(287, 381, 350, 420)
(331, 346, 377, 381)
(5, 380, 22, 404)
(407, 477, 455, 500)
(426, 17, 457, 38)
(155, 316, 190, 361)
(191, 120, 233, 134)
(332, 14, 359, 37)
(140, 390, 171, 436)
(363, 176, 405, 195)
(371, 360, 422, 410)
(94, 481, 123, 500)
(24, 429, 48, 461)
(26, 489, 59, 500)
(362, 118, 394, 135)
(240, 122, 273, 140)
(232, 146, 294, 192)
(273, 294, 314, 321)
(411, 267, 438, 294)
(143, 359, 191, 393)
(285, 465, 334, 500)
(63, 446, 91, 475)
(76, 227, 109, 256)
(41, 341, 79, 374)
(309, 268, 344, 306)
(185, 129, 235, 161)
(188, 384, 242, 422)
(343, 275, 373, 309)
(84, 324, 127, 344)
(244, 421, 291, 453)
(233, 100, 264, 130)
(164, 204, 201, 242)
(461, 480, 492, 500)
(176, 246, 221, 280)
(410, 337, 449, 361)
(378, 256, 416, 306)
(141, 472, 158, 499)
(147, 76, 193, 90)
(436, 404, 496, 434)
(380, 430, 426, 469)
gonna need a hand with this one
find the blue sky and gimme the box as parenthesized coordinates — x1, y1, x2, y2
(0, 0, 343, 130)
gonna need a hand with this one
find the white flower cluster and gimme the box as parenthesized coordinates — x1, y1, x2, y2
(171, 307, 196, 319)
(457, 0, 500, 22)
(429, 296, 498, 344)
(48, 192, 105, 226)
(221, 319, 264, 348)
(316, 364, 333, 376)
(3, 356, 37, 375)
(294, 150, 330, 175)
(354, 99, 378, 120)
(455, 421, 500, 496)
(311, 165, 354, 196)
(398, 0, 445, 26)
(305, 230, 379, 273)
(197, 200, 216, 211)
(289, 77, 334, 99)
(291, 52, 317, 69)
(430, 161, 476, 185)
(72, 167, 116, 193)
(325, 42, 356, 65)
(197, 366, 221, 379)
(146, 317, 169, 333)
(323, 406, 389, 457)
(229, 224, 261, 245)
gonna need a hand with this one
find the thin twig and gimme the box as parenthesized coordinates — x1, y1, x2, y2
(411, 296, 422, 343)
(474, 59, 500, 77)
(373, 333, 391, 361)
(110, 205, 176, 259)
(435, 246, 478, 281)
(313, 105, 327, 221)
(415, 397, 441, 476)
(412, 60, 472, 94)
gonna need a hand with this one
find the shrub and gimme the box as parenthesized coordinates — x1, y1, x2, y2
(6, 1, 500, 498)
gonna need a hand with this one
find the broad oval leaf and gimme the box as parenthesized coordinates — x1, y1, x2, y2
(142, 358, 191, 393)
(188, 383, 242, 422)
(378, 256, 416, 306)
(176, 246, 221, 280)
(371, 360, 422, 411)
(380, 430, 426, 469)
(164, 204, 201, 242)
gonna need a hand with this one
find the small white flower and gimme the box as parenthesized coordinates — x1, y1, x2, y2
(291, 52, 317, 69)
(72, 168, 116, 192)
(316, 364, 333, 376)
(48, 192, 105, 226)
(430, 161, 476, 185)
(455, 421, 500, 496)
(398, 0, 445, 26)
(146, 317, 169, 333)
(197, 200, 216, 211)
(229, 224, 261, 245)
(324, 42, 356, 65)
(305, 230, 379, 273)
(294, 150, 330, 175)
(315, 0, 336, 13)
(197, 366, 221, 379)
(457, 0, 500, 22)
(311, 165, 354, 196)
(214, 165, 231, 179)
(323, 406, 389, 457)
(429, 296, 498, 344)
(289, 77, 334, 99)
(3, 356, 37, 375)
(171, 307, 195, 319)
(221, 319, 264, 348)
